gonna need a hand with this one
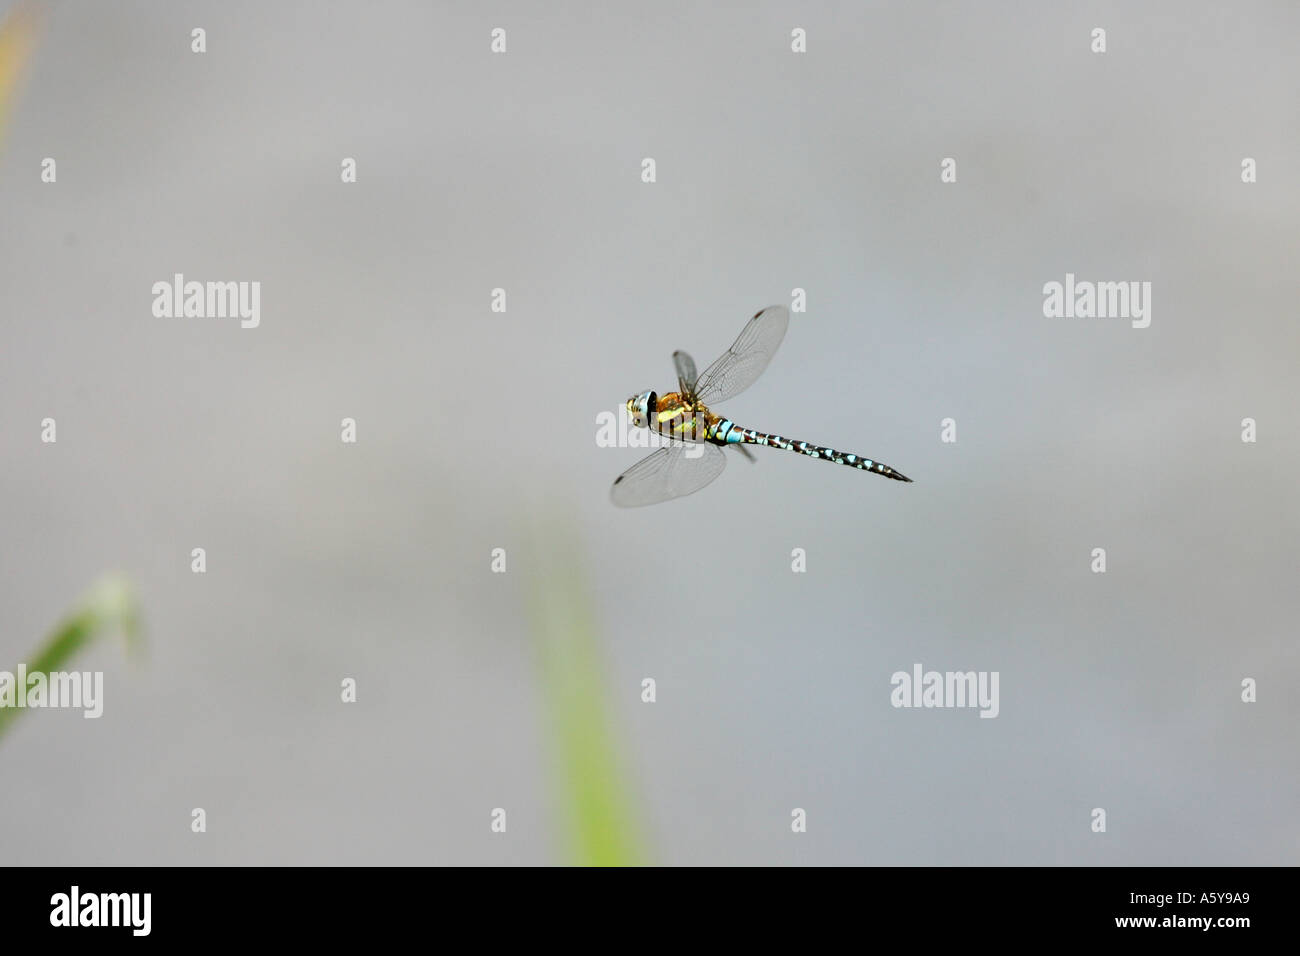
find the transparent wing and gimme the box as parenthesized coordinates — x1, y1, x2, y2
(610, 443, 726, 508)
(691, 305, 790, 406)
(673, 350, 698, 399)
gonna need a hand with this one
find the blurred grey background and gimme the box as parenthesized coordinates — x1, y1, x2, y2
(1, 0, 1297, 865)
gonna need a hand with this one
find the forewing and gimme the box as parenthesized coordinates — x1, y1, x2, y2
(610, 443, 726, 508)
(691, 305, 790, 406)
(673, 350, 698, 399)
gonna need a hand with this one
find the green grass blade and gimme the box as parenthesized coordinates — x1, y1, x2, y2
(525, 522, 645, 867)
(0, 574, 142, 741)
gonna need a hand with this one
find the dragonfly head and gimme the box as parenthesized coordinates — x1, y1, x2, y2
(626, 390, 657, 429)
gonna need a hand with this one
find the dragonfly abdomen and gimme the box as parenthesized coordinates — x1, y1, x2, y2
(728, 425, 912, 483)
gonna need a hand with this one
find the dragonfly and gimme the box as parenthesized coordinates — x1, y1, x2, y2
(611, 305, 912, 506)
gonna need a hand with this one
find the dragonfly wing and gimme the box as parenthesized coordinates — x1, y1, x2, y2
(673, 350, 698, 399)
(610, 443, 726, 507)
(692, 305, 790, 406)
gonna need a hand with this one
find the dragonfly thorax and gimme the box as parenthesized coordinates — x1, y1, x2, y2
(626, 389, 716, 443)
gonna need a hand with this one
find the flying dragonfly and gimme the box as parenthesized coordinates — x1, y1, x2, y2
(611, 305, 912, 507)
